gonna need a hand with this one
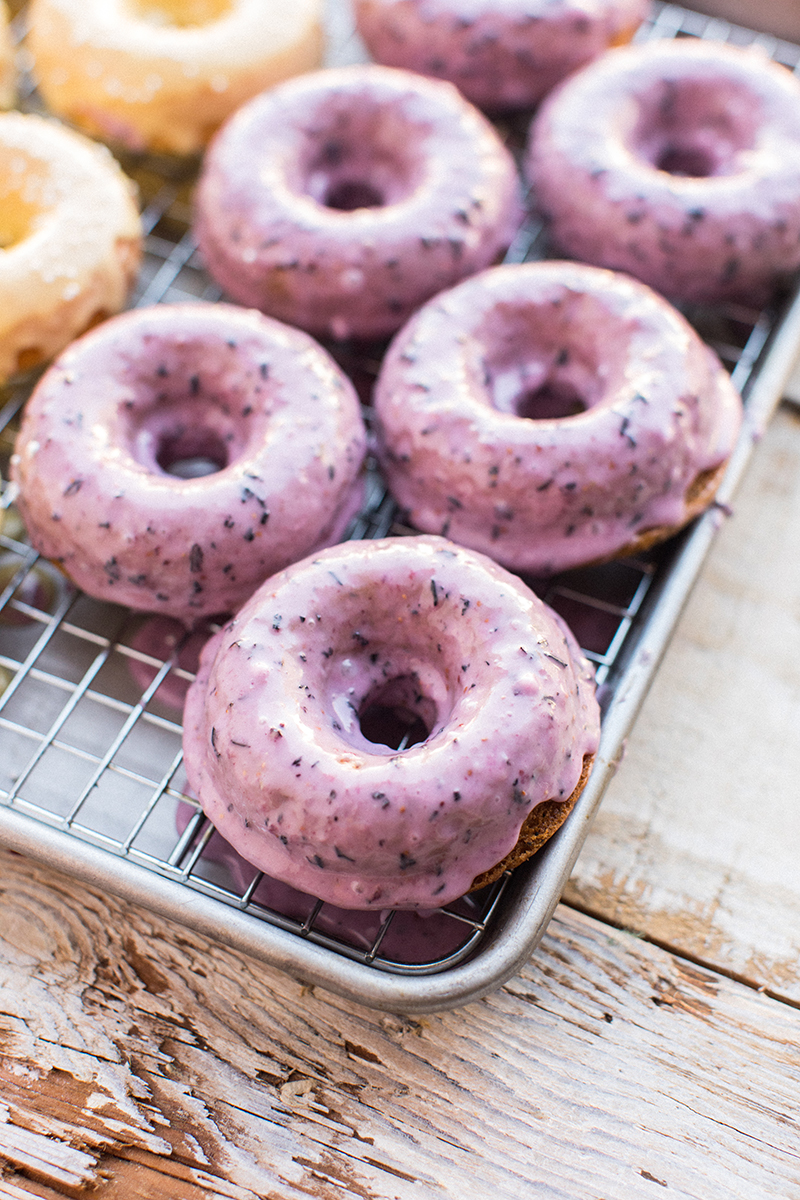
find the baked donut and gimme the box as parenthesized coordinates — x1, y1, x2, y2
(0, 111, 140, 384)
(354, 0, 648, 112)
(27, 0, 324, 157)
(182, 535, 601, 910)
(194, 63, 522, 342)
(374, 261, 743, 575)
(526, 38, 800, 305)
(10, 303, 367, 623)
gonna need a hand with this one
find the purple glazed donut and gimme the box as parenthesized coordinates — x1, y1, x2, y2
(374, 261, 743, 575)
(526, 38, 800, 305)
(11, 303, 367, 624)
(182, 535, 600, 911)
(194, 63, 522, 341)
(354, 0, 649, 112)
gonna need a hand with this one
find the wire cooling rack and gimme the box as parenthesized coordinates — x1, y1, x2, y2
(2, 2, 800, 1010)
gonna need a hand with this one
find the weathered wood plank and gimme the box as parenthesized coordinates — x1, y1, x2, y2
(1, 848, 799, 1199)
(566, 403, 800, 999)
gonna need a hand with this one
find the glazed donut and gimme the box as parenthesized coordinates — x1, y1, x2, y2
(181, 535, 601, 910)
(374, 261, 743, 576)
(194, 64, 522, 342)
(526, 38, 800, 305)
(11, 303, 367, 624)
(175, 799, 493, 963)
(27, 0, 324, 157)
(354, 0, 648, 112)
(0, 111, 141, 384)
(0, 2, 15, 110)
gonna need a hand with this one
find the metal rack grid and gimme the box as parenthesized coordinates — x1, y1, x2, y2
(1, 1, 799, 997)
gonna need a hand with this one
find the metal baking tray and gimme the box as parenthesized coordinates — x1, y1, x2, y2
(2, 2, 800, 1013)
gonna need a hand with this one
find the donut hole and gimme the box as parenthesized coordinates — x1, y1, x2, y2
(632, 77, 760, 177)
(481, 303, 607, 420)
(130, 393, 248, 478)
(512, 379, 588, 421)
(654, 143, 716, 178)
(300, 102, 429, 211)
(155, 427, 230, 478)
(325, 179, 385, 212)
(0, 189, 43, 250)
(127, 0, 233, 28)
(489, 361, 595, 421)
(358, 675, 438, 751)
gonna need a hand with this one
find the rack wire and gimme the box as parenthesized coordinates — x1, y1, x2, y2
(1, 1, 798, 985)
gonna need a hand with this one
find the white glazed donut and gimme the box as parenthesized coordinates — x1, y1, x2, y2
(354, 0, 649, 112)
(194, 63, 522, 341)
(0, 111, 141, 384)
(27, 0, 324, 156)
(526, 38, 800, 305)
(182, 535, 601, 910)
(374, 261, 743, 575)
(11, 303, 367, 624)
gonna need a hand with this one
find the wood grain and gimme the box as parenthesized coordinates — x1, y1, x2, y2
(565, 403, 800, 1000)
(1, 847, 799, 1200)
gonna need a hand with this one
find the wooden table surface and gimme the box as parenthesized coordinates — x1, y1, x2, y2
(3, 3, 800, 1198)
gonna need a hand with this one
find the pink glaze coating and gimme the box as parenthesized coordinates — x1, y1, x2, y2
(11, 303, 366, 623)
(526, 38, 800, 305)
(354, 0, 648, 112)
(176, 801, 497, 963)
(374, 261, 743, 575)
(194, 64, 522, 341)
(181, 535, 600, 910)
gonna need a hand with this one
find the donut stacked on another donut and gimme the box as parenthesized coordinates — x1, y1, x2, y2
(374, 261, 743, 576)
(11, 303, 367, 624)
(28, 0, 324, 157)
(0, 111, 141, 384)
(526, 38, 800, 305)
(355, 0, 649, 112)
(182, 536, 601, 911)
(194, 64, 522, 342)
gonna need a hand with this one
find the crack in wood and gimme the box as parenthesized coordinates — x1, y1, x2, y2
(343, 1043, 383, 1066)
